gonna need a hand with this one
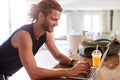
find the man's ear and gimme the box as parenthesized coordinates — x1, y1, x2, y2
(38, 12, 44, 20)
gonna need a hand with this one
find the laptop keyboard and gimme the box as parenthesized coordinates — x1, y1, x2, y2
(78, 67, 96, 78)
(78, 70, 91, 78)
(66, 67, 97, 80)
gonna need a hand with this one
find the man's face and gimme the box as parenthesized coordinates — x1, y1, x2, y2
(41, 9, 61, 33)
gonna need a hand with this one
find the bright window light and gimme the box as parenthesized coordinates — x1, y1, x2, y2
(10, 0, 28, 33)
(84, 14, 101, 33)
(54, 14, 67, 38)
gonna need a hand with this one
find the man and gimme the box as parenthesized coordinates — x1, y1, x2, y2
(0, 0, 90, 80)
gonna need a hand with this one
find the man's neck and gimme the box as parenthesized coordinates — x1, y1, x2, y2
(33, 22, 46, 40)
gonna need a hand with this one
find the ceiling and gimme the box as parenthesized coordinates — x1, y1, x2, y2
(58, 0, 120, 10)
(28, 0, 120, 10)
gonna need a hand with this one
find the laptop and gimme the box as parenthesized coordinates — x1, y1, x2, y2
(65, 43, 110, 80)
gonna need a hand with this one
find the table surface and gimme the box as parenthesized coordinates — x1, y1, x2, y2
(49, 52, 120, 80)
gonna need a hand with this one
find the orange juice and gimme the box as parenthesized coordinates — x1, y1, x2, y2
(92, 55, 101, 67)
(92, 50, 102, 67)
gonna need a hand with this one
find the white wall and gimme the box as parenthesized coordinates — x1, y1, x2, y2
(59, 0, 120, 10)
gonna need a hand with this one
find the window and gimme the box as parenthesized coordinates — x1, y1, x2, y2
(0, 0, 10, 44)
(84, 15, 92, 31)
(83, 11, 103, 33)
(53, 14, 68, 53)
(0, 0, 28, 44)
(10, 0, 28, 33)
(54, 14, 67, 38)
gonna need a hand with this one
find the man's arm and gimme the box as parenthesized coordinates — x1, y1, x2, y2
(11, 31, 89, 79)
(11, 31, 70, 79)
(45, 32, 75, 66)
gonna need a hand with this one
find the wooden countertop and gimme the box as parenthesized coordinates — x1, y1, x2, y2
(48, 52, 120, 80)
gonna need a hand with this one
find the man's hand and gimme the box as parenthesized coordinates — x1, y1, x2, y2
(67, 61, 91, 77)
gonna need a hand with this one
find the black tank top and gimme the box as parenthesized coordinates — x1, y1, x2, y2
(0, 23, 46, 76)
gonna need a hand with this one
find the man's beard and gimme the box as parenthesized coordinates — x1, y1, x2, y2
(41, 19, 52, 33)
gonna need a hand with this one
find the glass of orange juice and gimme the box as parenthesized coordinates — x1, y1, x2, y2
(92, 50, 102, 67)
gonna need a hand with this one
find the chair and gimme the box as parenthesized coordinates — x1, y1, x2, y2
(67, 35, 85, 54)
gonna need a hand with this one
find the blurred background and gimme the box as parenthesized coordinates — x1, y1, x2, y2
(0, 0, 120, 80)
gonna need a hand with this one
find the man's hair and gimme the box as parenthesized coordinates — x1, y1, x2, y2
(28, 0, 63, 22)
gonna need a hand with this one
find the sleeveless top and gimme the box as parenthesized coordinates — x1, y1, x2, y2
(0, 23, 46, 76)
